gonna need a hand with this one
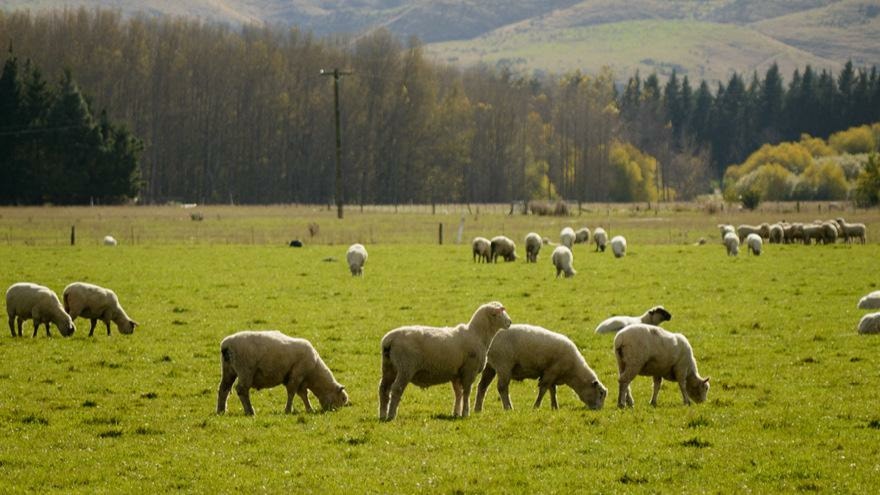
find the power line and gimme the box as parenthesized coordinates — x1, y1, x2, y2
(320, 68, 352, 220)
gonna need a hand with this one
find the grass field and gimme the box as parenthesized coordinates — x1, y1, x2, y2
(1, 205, 879, 492)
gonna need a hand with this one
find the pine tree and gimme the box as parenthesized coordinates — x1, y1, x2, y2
(759, 63, 784, 143)
(0, 51, 23, 204)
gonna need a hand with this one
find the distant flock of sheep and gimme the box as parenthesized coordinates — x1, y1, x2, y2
(718, 217, 867, 256)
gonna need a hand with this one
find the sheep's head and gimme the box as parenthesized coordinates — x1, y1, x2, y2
(647, 306, 672, 325)
(576, 379, 607, 410)
(475, 302, 511, 332)
(687, 376, 710, 404)
(58, 316, 76, 337)
(320, 385, 350, 411)
(119, 319, 137, 335)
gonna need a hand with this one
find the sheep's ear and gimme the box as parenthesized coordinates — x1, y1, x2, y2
(703, 377, 710, 384)
(592, 380, 599, 386)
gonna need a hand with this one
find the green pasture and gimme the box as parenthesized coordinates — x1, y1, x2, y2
(1, 206, 879, 493)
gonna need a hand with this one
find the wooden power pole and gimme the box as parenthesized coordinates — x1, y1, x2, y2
(321, 68, 351, 219)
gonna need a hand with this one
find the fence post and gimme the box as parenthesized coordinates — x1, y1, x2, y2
(70, 226, 75, 246)
(438, 223, 443, 245)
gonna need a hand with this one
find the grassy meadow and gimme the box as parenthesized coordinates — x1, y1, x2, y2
(1, 204, 879, 493)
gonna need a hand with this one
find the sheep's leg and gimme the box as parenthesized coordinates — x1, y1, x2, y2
(104, 318, 112, 336)
(88, 319, 97, 337)
(16, 317, 23, 337)
(474, 366, 496, 412)
(549, 385, 558, 410)
(677, 379, 691, 406)
(496, 371, 513, 410)
(460, 375, 475, 418)
(234, 380, 256, 416)
(451, 378, 463, 417)
(44, 321, 52, 337)
(216, 367, 237, 414)
(386, 374, 411, 421)
(650, 376, 663, 406)
(7, 316, 14, 338)
(296, 386, 313, 413)
(378, 366, 397, 420)
(31, 319, 40, 338)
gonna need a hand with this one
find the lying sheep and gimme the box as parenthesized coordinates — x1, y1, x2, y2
(6, 282, 75, 337)
(768, 224, 784, 244)
(217, 330, 349, 415)
(858, 291, 880, 310)
(574, 227, 591, 244)
(378, 301, 512, 421)
(595, 306, 672, 334)
(62, 282, 137, 336)
(745, 233, 763, 256)
(723, 232, 739, 256)
(835, 218, 866, 244)
(560, 227, 575, 249)
(346, 243, 368, 276)
(614, 324, 710, 408)
(593, 227, 607, 252)
(551, 245, 576, 278)
(472, 237, 491, 263)
(717, 224, 735, 241)
(524, 233, 542, 263)
(858, 313, 880, 334)
(474, 324, 606, 411)
(490, 236, 517, 263)
(103, 235, 117, 246)
(611, 235, 627, 258)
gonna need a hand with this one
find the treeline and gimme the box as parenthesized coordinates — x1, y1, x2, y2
(0, 8, 878, 205)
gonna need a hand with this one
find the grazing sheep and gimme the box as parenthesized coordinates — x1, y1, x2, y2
(593, 227, 607, 252)
(595, 306, 672, 334)
(6, 283, 75, 338)
(103, 235, 117, 246)
(717, 224, 735, 241)
(560, 227, 575, 248)
(858, 313, 880, 334)
(858, 291, 880, 310)
(788, 223, 805, 244)
(346, 243, 368, 276)
(472, 237, 491, 263)
(802, 224, 824, 245)
(611, 235, 627, 258)
(378, 301, 512, 421)
(62, 282, 137, 336)
(835, 218, 867, 244)
(217, 330, 349, 415)
(490, 236, 517, 263)
(524, 232, 542, 263)
(768, 224, 784, 244)
(821, 222, 839, 244)
(737, 224, 770, 242)
(551, 245, 576, 278)
(474, 324, 606, 411)
(574, 227, 591, 244)
(723, 232, 739, 256)
(614, 324, 710, 408)
(745, 233, 763, 256)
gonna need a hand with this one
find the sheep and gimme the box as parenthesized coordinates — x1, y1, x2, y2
(103, 235, 117, 246)
(6, 282, 75, 338)
(551, 245, 576, 278)
(723, 232, 739, 256)
(594, 306, 672, 334)
(737, 223, 770, 242)
(217, 330, 349, 416)
(745, 233, 763, 256)
(614, 324, 710, 408)
(858, 291, 880, 310)
(820, 221, 838, 244)
(62, 282, 137, 336)
(574, 227, 591, 244)
(490, 236, 517, 263)
(611, 235, 627, 258)
(835, 218, 866, 244)
(560, 227, 575, 248)
(593, 227, 607, 252)
(768, 224, 784, 244)
(858, 313, 880, 335)
(377, 301, 512, 421)
(802, 224, 824, 245)
(788, 223, 805, 244)
(472, 237, 491, 263)
(346, 243, 368, 276)
(524, 232, 542, 263)
(717, 224, 735, 241)
(474, 324, 606, 412)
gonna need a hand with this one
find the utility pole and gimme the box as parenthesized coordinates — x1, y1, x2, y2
(321, 68, 352, 219)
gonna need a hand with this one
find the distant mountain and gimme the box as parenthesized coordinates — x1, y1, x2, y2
(2, 0, 877, 82)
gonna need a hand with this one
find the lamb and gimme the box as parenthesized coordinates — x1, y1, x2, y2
(745, 233, 763, 256)
(217, 330, 349, 415)
(490, 236, 517, 262)
(574, 227, 591, 244)
(560, 227, 575, 248)
(62, 282, 138, 336)
(346, 243, 368, 276)
(593, 227, 607, 252)
(472, 237, 491, 263)
(717, 224, 735, 241)
(474, 324, 606, 411)
(858, 313, 880, 335)
(723, 232, 739, 256)
(768, 224, 784, 244)
(594, 306, 672, 334)
(377, 301, 512, 421)
(524, 232, 542, 263)
(835, 218, 867, 244)
(103, 235, 117, 246)
(611, 235, 627, 258)
(614, 324, 710, 408)
(551, 245, 576, 278)
(858, 291, 880, 309)
(6, 282, 75, 337)
(737, 223, 770, 242)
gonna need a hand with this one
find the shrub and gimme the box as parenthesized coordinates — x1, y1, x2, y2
(829, 125, 876, 154)
(854, 153, 880, 207)
(740, 188, 761, 210)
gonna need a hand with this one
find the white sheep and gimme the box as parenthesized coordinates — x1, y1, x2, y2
(103, 235, 117, 246)
(217, 330, 349, 415)
(614, 324, 710, 408)
(574, 227, 591, 244)
(6, 282, 75, 337)
(560, 227, 575, 249)
(723, 232, 739, 256)
(346, 243, 368, 276)
(551, 245, 576, 278)
(858, 291, 880, 310)
(835, 218, 866, 244)
(592, 227, 608, 252)
(768, 224, 784, 244)
(490, 236, 517, 263)
(717, 224, 735, 241)
(474, 324, 606, 411)
(62, 282, 137, 336)
(821, 221, 839, 244)
(524, 232, 542, 263)
(737, 223, 769, 242)
(377, 301, 512, 421)
(858, 312, 880, 334)
(745, 233, 763, 256)
(802, 224, 824, 245)
(594, 306, 672, 334)
(611, 235, 627, 258)
(472, 237, 491, 263)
